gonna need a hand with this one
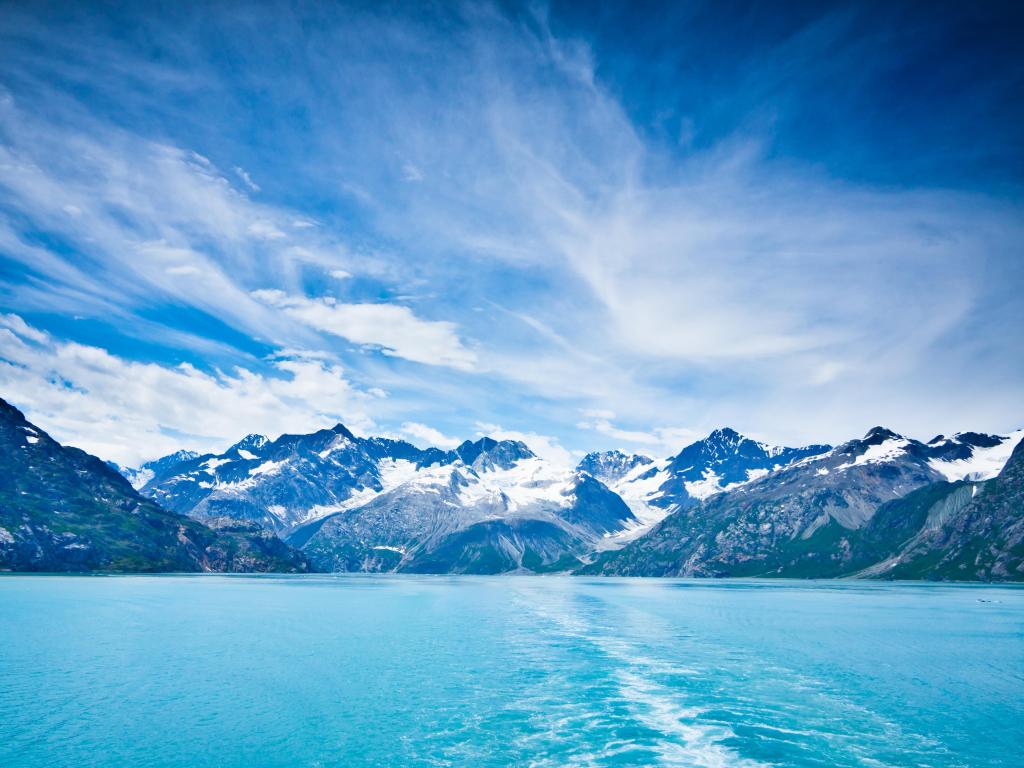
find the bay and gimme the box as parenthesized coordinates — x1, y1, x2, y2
(1, 576, 1021, 767)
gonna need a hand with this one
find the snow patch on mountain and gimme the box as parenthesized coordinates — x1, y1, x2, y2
(836, 437, 912, 470)
(928, 430, 1024, 481)
(126, 467, 154, 489)
(250, 459, 284, 477)
(459, 457, 577, 512)
(590, 458, 675, 547)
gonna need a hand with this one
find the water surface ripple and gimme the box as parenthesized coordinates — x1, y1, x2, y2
(0, 576, 1020, 767)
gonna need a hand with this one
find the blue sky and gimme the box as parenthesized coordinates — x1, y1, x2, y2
(0, 0, 1022, 465)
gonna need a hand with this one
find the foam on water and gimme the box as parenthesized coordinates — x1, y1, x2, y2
(514, 586, 764, 767)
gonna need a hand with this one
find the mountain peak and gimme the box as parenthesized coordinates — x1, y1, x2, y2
(455, 436, 534, 468)
(455, 437, 493, 464)
(576, 451, 653, 485)
(331, 423, 357, 441)
(230, 434, 269, 453)
(863, 426, 902, 443)
(665, 428, 832, 490)
(708, 427, 742, 441)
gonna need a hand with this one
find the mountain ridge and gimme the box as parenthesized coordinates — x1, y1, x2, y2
(5, 394, 1020, 579)
(582, 427, 1024, 580)
(0, 398, 309, 573)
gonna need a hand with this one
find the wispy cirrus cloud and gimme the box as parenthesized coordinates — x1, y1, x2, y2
(0, 0, 1020, 461)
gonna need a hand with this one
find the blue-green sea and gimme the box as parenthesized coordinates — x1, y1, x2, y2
(1, 576, 1021, 767)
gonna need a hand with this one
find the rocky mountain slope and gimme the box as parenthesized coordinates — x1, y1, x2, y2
(584, 427, 1023, 580)
(862, 437, 1024, 580)
(295, 446, 634, 573)
(0, 398, 309, 573)
(577, 428, 832, 544)
(131, 427, 636, 573)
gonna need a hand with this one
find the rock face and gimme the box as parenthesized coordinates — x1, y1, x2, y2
(0, 398, 309, 573)
(293, 445, 635, 574)
(863, 438, 1024, 581)
(584, 427, 1024, 580)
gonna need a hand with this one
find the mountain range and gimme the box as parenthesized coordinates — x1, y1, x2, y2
(2, 395, 1021, 579)
(584, 427, 1024, 580)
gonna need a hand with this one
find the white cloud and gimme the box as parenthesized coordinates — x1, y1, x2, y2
(0, 315, 377, 466)
(0, 313, 48, 344)
(166, 265, 202, 276)
(251, 289, 477, 371)
(576, 418, 657, 444)
(399, 421, 460, 449)
(233, 166, 260, 192)
(247, 220, 286, 240)
(474, 421, 572, 467)
(576, 413, 701, 458)
(330, 269, 352, 279)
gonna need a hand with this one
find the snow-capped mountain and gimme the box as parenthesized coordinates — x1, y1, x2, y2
(111, 449, 201, 490)
(657, 427, 832, 502)
(128, 428, 636, 572)
(296, 446, 635, 573)
(576, 428, 833, 545)
(588, 426, 1024, 578)
(137, 424, 434, 534)
(576, 450, 653, 485)
(924, 430, 1024, 482)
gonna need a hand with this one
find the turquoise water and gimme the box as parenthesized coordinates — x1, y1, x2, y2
(0, 577, 1021, 767)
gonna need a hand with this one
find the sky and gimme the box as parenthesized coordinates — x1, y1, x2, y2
(0, 0, 1022, 466)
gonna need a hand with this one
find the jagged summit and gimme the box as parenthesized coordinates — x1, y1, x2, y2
(455, 436, 498, 464)
(707, 427, 742, 443)
(158, 448, 201, 464)
(454, 437, 535, 470)
(330, 423, 358, 441)
(863, 426, 902, 443)
(576, 450, 653, 485)
(229, 434, 269, 454)
(666, 428, 830, 486)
